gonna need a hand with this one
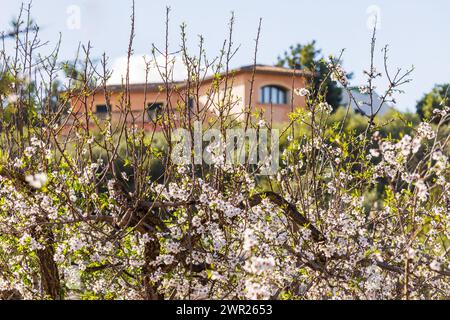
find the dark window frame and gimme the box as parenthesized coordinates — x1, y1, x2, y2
(146, 102, 164, 122)
(259, 85, 288, 104)
(188, 98, 195, 109)
(95, 104, 110, 119)
(96, 104, 109, 113)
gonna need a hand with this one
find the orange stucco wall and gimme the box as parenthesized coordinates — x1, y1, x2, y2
(242, 71, 307, 123)
(69, 68, 308, 130)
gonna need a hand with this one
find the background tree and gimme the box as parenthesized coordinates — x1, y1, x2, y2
(276, 41, 351, 109)
(0, 14, 37, 41)
(416, 83, 449, 121)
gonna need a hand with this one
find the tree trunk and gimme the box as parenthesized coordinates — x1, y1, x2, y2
(142, 239, 162, 300)
(35, 227, 61, 300)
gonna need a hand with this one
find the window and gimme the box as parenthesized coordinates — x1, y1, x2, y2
(147, 103, 163, 122)
(96, 104, 109, 113)
(95, 104, 110, 119)
(260, 85, 288, 104)
(188, 98, 195, 109)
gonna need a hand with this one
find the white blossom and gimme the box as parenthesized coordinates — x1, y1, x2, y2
(25, 172, 48, 189)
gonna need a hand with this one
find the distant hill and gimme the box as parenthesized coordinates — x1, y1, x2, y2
(340, 87, 392, 116)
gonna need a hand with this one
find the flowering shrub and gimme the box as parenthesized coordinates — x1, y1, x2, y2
(0, 5, 448, 300)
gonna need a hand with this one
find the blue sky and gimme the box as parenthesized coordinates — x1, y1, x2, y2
(1, 0, 450, 112)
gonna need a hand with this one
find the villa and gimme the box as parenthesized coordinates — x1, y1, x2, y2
(69, 64, 312, 130)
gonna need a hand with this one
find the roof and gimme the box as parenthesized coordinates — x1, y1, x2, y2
(234, 64, 313, 76)
(102, 64, 313, 93)
(104, 82, 181, 93)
